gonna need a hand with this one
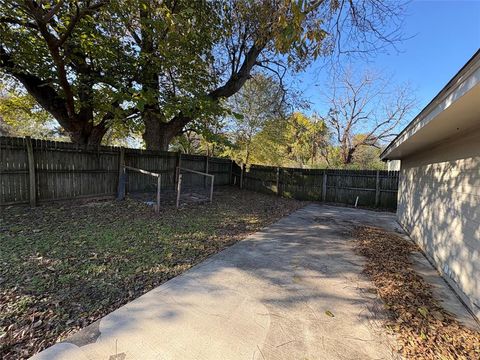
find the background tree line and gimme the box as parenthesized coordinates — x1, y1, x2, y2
(174, 70, 414, 170)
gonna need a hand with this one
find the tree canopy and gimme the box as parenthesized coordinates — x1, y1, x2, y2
(1, 0, 408, 149)
(0, 82, 60, 138)
(225, 74, 286, 165)
(236, 112, 328, 168)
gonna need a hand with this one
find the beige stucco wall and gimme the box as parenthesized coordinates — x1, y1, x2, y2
(398, 125, 480, 319)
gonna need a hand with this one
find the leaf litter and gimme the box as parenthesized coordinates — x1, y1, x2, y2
(353, 225, 480, 360)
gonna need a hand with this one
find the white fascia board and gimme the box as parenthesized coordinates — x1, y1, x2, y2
(381, 50, 480, 160)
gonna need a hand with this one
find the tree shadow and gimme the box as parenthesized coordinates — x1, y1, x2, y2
(397, 127, 480, 319)
(39, 205, 402, 360)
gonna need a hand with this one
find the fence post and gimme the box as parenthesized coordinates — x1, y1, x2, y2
(175, 151, 182, 186)
(322, 171, 327, 202)
(375, 170, 380, 208)
(176, 174, 182, 208)
(204, 155, 209, 188)
(117, 148, 126, 200)
(333, 171, 338, 203)
(156, 175, 161, 213)
(229, 160, 234, 185)
(276, 167, 280, 196)
(25, 136, 36, 207)
(240, 163, 245, 189)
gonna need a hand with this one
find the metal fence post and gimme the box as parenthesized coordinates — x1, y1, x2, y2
(156, 175, 161, 213)
(25, 136, 36, 207)
(204, 155, 209, 188)
(175, 151, 182, 187)
(210, 175, 214, 203)
(176, 174, 182, 208)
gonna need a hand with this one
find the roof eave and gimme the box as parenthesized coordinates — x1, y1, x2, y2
(380, 49, 480, 161)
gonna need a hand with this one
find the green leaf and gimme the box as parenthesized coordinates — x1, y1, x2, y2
(418, 307, 428, 318)
(233, 112, 244, 120)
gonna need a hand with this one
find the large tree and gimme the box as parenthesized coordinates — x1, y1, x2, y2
(323, 69, 416, 165)
(1, 0, 408, 149)
(117, 0, 221, 149)
(0, 0, 137, 144)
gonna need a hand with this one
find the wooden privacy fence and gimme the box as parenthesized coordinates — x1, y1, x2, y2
(0, 136, 398, 209)
(0, 136, 233, 206)
(233, 164, 399, 210)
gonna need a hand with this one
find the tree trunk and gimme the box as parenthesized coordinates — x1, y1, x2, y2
(69, 123, 108, 145)
(142, 110, 192, 151)
(244, 140, 251, 166)
(142, 115, 175, 151)
(143, 123, 170, 151)
(342, 147, 356, 165)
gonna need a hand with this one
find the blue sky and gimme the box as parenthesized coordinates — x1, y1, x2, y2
(301, 0, 480, 116)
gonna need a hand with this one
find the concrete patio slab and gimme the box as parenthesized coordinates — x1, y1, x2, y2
(31, 204, 477, 360)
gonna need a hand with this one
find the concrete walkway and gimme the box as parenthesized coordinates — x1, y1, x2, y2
(32, 205, 476, 360)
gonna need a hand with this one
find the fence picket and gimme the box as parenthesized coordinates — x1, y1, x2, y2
(0, 136, 234, 205)
(243, 165, 399, 210)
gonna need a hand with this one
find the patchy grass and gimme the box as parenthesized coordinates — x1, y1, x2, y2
(353, 226, 480, 360)
(0, 187, 305, 359)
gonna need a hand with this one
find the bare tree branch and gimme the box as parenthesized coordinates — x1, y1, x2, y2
(322, 68, 416, 165)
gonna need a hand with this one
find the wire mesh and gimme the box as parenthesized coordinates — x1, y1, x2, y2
(176, 168, 214, 208)
(121, 166, 214, 210)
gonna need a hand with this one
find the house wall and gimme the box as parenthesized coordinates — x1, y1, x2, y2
(398, 125, 480, 319)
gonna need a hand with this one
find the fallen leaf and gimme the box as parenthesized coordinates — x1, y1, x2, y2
(418, 307, 428, 318)
(32, 320, 42, 328)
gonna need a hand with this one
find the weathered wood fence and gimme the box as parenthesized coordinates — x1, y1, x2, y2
(0, 136, 232, 206)
(1, 136, 398, 209)
(232, 164, 399, 210)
